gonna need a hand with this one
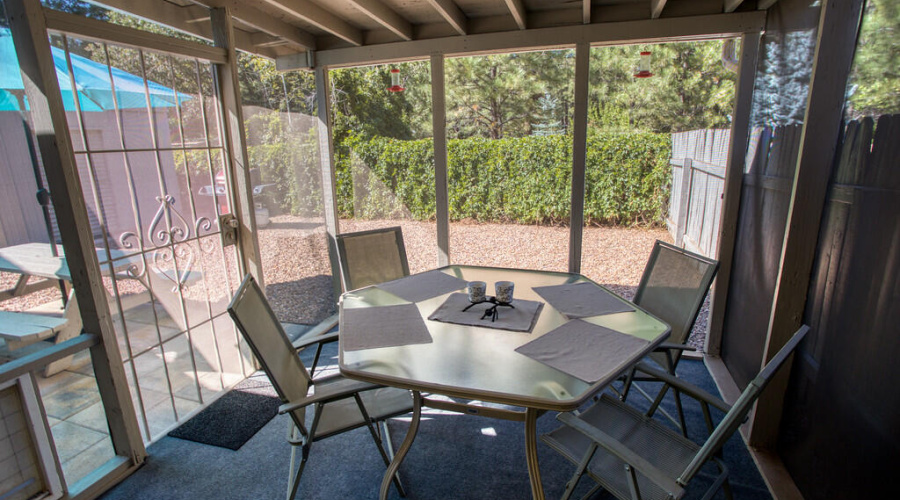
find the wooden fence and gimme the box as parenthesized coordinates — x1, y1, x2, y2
(719, 124, 802, 388)
(667, 129, 730, 258)
(778, 115, 900, 498)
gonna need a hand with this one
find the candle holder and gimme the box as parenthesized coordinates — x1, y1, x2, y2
(462, 295, 515, 322)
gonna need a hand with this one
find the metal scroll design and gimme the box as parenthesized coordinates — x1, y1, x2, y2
(119, 195, 213, 292)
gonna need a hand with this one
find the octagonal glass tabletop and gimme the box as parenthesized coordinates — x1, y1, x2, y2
(339, 265, 670, 412)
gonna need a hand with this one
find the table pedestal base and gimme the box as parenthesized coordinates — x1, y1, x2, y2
(378, 391, 547, 500)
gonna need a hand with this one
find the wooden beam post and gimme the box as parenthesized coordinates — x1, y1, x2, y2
(568, 42, 589, 274)
(211, 7, 265, 288)
(314, 66, 343, 299)
(750, 0, 864, 448)
(5, 0, 145, 466)
(432, 54, 451, 267)
(706, 33, 760, 356)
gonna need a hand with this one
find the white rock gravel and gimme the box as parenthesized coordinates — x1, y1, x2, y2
(1, 216, 710, 350)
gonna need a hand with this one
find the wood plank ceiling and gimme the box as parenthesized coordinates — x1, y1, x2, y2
(85, 0, 774, 64)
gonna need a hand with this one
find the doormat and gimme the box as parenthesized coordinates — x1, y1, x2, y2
(167, 374, 282, 451)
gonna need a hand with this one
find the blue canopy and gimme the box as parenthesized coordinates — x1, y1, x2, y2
(1, 28, 191, 112)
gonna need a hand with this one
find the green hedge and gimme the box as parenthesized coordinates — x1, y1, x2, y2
(336, 132, 671, 226)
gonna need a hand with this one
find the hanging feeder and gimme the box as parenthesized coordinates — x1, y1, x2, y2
(634, 51, 653, 78)
(388, 68, 405, 92)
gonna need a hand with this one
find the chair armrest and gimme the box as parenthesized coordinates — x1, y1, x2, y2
(654, 342, 697, 352)
(277, 377, 381, 414)
(292, 331, 339, 351)
(291, 313, 339, 346)
(557, 412, 685, 498)
(633, 362, 731, 413)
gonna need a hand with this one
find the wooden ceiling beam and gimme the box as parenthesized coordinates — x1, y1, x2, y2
(503, 0, 527, 30)
(724, 0, 745, 13)
(583, 0, 591, 24)
(346, 0, 413, 41)
(757, 0, 779, 9)
(193, 0, 316, 50)
(86, 0, 272, 56)
(250, 32, 289, 47)
(650, 0, 667, 19)
(279, 10, 767, 69)
(260, 0, 363, 46)
(424, 0, 467, 35)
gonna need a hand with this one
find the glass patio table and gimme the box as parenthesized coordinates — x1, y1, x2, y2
(338, 265, 670, 500)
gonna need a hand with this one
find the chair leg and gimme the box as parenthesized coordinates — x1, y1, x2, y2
(624, 464, 643, 500)
(561, 442, 598, 500)
(287, 444, 310, 500)
(285, 424, 310, 500)
(673, 389, 688, 437)
(619, 367, 637, 402)
(381, 420, 397, 459)
(722, 478, 734, 500)
(286, 426, 299, 500)
(286, 406, 323, 500)
(354, 394, 407, 497)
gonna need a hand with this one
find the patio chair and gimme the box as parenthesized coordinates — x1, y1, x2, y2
(306, 226, 410, 377)
(618, 241, 718, 435)
(335, 226, 410, 292)
(543, 325, 809, 500)
(228, 274, 413, 500)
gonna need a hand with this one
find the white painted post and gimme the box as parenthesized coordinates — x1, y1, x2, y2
(432, 54, 450, 267)
(568, 42, 590, 274)
(314, 65, 344, 298)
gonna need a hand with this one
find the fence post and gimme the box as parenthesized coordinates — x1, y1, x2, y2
(675, 158, 693, 247)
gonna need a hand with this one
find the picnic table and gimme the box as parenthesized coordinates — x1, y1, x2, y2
(0, 243, 131, 373)
(0, 242, 133, 300)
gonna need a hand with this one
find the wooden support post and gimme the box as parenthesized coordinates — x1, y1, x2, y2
(432, 54, 450, 267)
(5, 0, 145, 468)
(751, 0, 865, 448)
(211, 7, 264, 288)
(314, 66, 343, 299)
(675, 158, 693, 248)
(706, 33, 761, 356)
(568, 42, 589, 275)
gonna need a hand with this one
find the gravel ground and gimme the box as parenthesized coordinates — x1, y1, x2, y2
(1, 216, 710, 351)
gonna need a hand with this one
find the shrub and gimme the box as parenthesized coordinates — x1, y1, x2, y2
(335, 131, 671, 226)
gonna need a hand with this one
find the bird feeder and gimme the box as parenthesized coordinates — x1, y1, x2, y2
(388, 68, 405, 92)
(634, 51, 653, 78)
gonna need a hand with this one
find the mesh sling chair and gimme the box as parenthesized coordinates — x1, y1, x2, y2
(618, 241, 719, 436)
(335, 226, 410, 292)
(299, 226, 411, 378)
(228, 275, 413, 499)
(544, 325, 808, 500)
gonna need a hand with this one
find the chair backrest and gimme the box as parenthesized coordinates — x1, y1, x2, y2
(633, 241, 718, 365)
(335, 226, 409, 291)
(678, 325, 809, 485)
(228, 275, 311, 423)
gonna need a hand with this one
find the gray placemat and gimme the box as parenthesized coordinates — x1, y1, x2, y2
(533, 282, 635, 319)
(341, 303, 433, 351)
(376, 270, 468, 303)
(515, 320, 649, 383)
(427, 293, 544, 333)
